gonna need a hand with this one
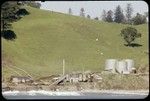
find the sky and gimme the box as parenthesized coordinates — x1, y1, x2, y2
(40, 1, 148, 19)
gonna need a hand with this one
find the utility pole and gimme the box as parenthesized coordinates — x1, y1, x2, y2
(82, 67, 84, 74)
(63, 59, 65, 75)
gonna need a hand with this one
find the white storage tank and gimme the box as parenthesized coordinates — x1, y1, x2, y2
(125, 59, 134, 72)
(116, 60, 127, 74)
(105, 59, 117, 73)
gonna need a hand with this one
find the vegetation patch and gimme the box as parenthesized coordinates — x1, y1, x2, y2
(99, 74, 149, 90)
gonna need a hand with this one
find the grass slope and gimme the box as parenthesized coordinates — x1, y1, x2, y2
(2, 6, 149, 79)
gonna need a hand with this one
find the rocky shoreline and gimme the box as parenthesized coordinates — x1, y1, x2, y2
(2, 82, 149, 95)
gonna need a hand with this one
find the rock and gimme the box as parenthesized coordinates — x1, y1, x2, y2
(32, 82, 38, 85)
(2, 83, 10, 92)
(2, 83, 7, 88)
(43, 82, 49, 85)
(92, 74, 102, 82)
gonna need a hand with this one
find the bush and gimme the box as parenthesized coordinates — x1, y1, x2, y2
(16, 8, 30, 16)
(132, 13, 146, 25)
(120, 27, 141, 46)
(94, 17, 99, 20)
(1, 30, 17, 40)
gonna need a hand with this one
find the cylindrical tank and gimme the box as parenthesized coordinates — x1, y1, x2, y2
(116, 60, 127, 74)
(125, 59, 134, 72)
(105, 59, 117, 73)
(78, 74, 83, 82)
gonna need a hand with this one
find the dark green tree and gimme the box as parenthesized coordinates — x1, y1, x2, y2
(144, 12, 148, 23)
(106, 10, 113, 22)
(101, 10, 107, 21)
(80, 8, 85, 17)
(94, 17, 99, 20)
(20, 1, 41, 8)
(120, 27, 141, 46)
(68, 8, 72, 15)
(144, 12, 148, 18)
(87, 15, 91, 19)
(114, 5, 125, 23)
(125, 3, 133, 24)
(1, 1, 21, 31)
(132, 13, 146, 25)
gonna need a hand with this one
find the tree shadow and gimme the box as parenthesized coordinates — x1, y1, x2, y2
(124, 43, 142, 47)
(1, 30, 17, 41)
(16, 8, 30, 16)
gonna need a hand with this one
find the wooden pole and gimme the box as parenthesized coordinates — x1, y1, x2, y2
(63, 59, 65, 75)
(82, 67, 84, 74)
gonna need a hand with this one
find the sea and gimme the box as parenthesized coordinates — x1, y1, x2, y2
(2, 90, 149, 99)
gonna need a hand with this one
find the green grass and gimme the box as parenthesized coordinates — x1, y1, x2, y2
(2, 6, 149, 80)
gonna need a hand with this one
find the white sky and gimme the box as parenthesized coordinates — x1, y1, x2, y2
(40, 1, 148, 19)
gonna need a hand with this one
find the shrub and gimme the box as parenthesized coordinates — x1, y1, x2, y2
(120, 27, 141, 46)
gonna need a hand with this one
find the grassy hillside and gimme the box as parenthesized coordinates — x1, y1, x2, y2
(2, 6, 149, 79)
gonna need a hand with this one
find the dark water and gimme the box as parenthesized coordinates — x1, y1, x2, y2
(3, 93, 148, 99)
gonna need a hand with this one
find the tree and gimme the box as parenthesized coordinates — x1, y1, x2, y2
(120, 27, 141, 46)
(34, 2, 41, 8)
(125, 3, 133, 24)
(80, 8, 85, 17)
(114, 5, 125, 23)
(106, 10, 113, 22)
(144, 12, 148, 23)
(68, 8, 72, 15)
(1, 1, 21, 31)
(94, 17, 99, 20)
(132, 13, 146, 25)
(87, 15, 91, 19)
(144, 12, 148, 18)
(16, 8, 30, 16)
(1, 30, 17, 40)
(101, 10, 107, 21)
(1, 1, 30, 40)
(20, 1, 41, 8)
